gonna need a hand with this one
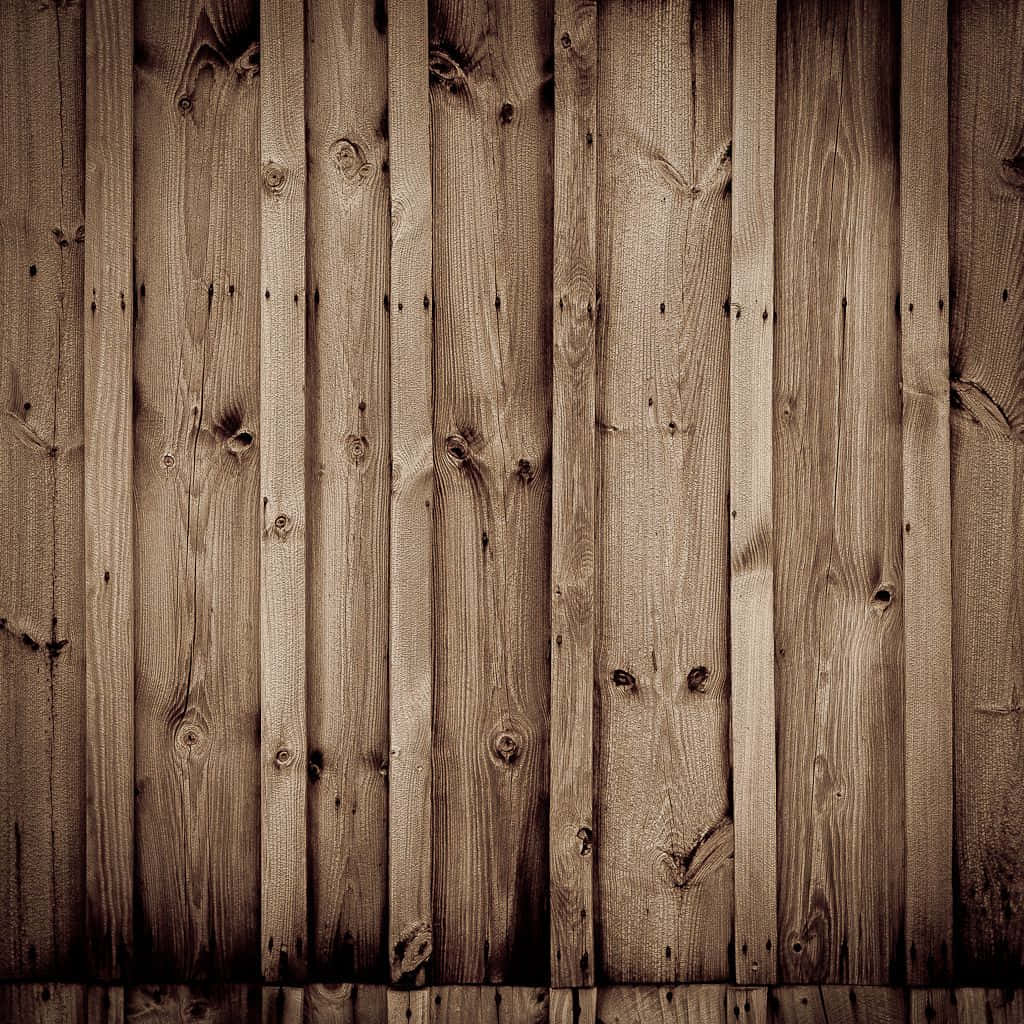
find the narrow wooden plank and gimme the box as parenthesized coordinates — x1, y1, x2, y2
(428, 0, 554, 983)
(305, 0, 390, 983)
(125, 986, 262, 1022)
(87, 986, 125, 1024)
(595, 0, 733, 981)
(949, 0, 1024, 984)
(728, 988, 767, 1024)
(900, 0, 954, 988)
(550, 0, 597, 990)
(260, 0, 308, 984)
(388, 990, 429, 1024)
(595, 985, 725, 1023)
(0, 0, 86, 980)
(774, 0, 903, 983)
(771, 987, 905, 1024)
(0, 985, 85, 1023)
(83, 0, 133, 982)
(387, 0, 434, 989)
(549, 989, 595, 1024)
(132, 0, 261, 979)
(303, 984, 387, 1024)
(908, 990, 956, 1024)
(730, 0, 778, 988)
(264, 987, 305, 1024)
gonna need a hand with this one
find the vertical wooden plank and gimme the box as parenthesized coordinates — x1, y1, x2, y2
(949, 0, 1024, 984)
(900, 0, 954, 988)
(84, 0, 133, 982)
(595, 0, 733, 982)
(949, 991, 1024, 1024)
(303, 984, 387, 1024)
(771, 987, 905, 1024)
(125, 985, 262, 1022)
(264, 987, 305, 1024)
(728, 988, 767, 1024)
(428, 0, 554, 984)
(387, 0, 434, 990)
(774, 0, 903, 983)
(730, 0, 777, 988)
(550, 989, 595, 1024)
(0, 0, 86, 980)
(550, 0, 597, 991)
(260, 0, 308, 985)
(87, 986, 125, 1024)
(132, 0, 261, 979)
(908, 990, 957, 1024)
(305, 0, 390, 983)
(595, 985, 726, 1023)
(0, 985, 85, 1023)
(388, 990, 429, 1024)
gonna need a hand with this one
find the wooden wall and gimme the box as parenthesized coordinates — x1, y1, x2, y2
(1, 0, 1023, 1015)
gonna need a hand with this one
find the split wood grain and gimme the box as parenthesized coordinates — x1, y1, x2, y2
(549, 988, 595, 1024)
(84, 0, 133, 982)
(132, 0, 261, 978)
(306, 0, 390, 982)
(771, 986, 905, 1023)
(261, 0, 308, 984)
(899, 0, 954, 987)
(387, 0, 434, 990)
(428, 0, 554, 983)
(730, 0, 777, 988)
(0, 0, 86, 982)
(594, 0, 733, 982)
(550, 0, 597, 991)
(774, 0, 903, 983)
(595, 985, 726, 1023)
(949, 0, 1024, 984)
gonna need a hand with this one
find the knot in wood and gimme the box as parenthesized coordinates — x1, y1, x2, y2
(177, 94, 193, 114)
(274, 747, 294, 768)
(263, 161, 287, 194)
(345, 433, 369, 465)
(271, 512, 293, 539)
(493, 731, 521, 765)
(576, 826, 593, 856)
(612, 668, 637, 692)
(392, 920, 432, 983)
(444, 434, 470, 465)
(174, 720, 205, 755)
(331, 138, 370, 185)
(161, 452, 175, 468)
(687, 665, 709, 692)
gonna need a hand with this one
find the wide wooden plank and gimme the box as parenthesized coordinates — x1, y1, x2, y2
(388, 990, 429, 1024)
(549, 0, 597, 990)
(132, 0, 261, 979)
(84, 0, 134, 983)
(772, 987, 905, 1023)
(125, 985, 262, 1021)
(774, 0, 903, 983)
(305, 0, 390, 983)
(730, 0, 777, 988)
(0, 985, 85, 1023)
(949, 0, 1024, 984)
(428, 0, 554, 983)
(595, 985, 725, 1023)
(387, 0, 434, 990)
(260, 0, 308, 984)
(303, 984, 387, 1023)
(594, 0, 733, 981)
(424, 988, 549, 1023)
(899, 0, 954, 987)
(0, 0, 86, 981)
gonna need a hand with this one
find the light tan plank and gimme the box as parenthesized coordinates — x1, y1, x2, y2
(730, 0, 778, 987)
(388, 990, 429, 1024)
(264, 987, 305, 1024)
(728, 988, 767, 1024)
(387, 0, 434, 989)
(549, 989, 595, 1024)
(303, 984, 387, 1024)
(771, 987, 905, 1024)
(596, 985, 725, 1023)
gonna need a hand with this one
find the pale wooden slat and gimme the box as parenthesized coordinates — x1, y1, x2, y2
(387, 0, 434, 988)
(550, 989, 596, 1024)
(728, 987, 767, 1024)
(730, 0, 778, 988)
(260, 0, 308, 984)
(550, 0, 597, 990)
(387, 989, 429, 1024)
(84, 0, 133, 981)
(900, 0, 954, 987)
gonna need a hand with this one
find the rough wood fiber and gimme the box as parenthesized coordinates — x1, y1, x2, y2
(84, 0, 134, 984)
(774, 0, 903, 983)
(0, 984, 85, 1023)
(594, 0, 733, 982)
(595, 985, 725, 1023)
(387, 0, 434, 990)
(428, 0, 554, 983)
(730, 0, 777, 988)
(909, 990, 1024, 1024)
(423, 987, 549, 1023)
(306, 0, 390, 983)
(729, 988, 766, 1024)
(771, 987, 905, 1023)
(261, 0, 308, 984)
(0, 0, 86, 982)
(550, 0, 597, 991)
(303, 984, 387, 1023)
(132, 0, 261, 979)
(949, 0, 1024, 985)
(899, 0, 954, 988)
(549, 988, 595, 1024)
(388, 989, 428, 1024)
(264, 986, 305, 1024)
(125, 985, 262, 1022)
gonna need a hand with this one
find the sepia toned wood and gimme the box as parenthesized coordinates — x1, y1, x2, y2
(549, 988, 595, 1024)
(88, 986, 125, 1024)
(132, 0, 261, 979)
(917, 990, 1024, 1024)
(907, 990, 956, 1024)
(594, 0, 733, 982)
(596, 985, 725, 1023)
(423, 987, 549, 1023)
(949, 0, 1024, 985)
(84, 0, 134, 983)
(0, 0, 86, 982)
(899, 0, 954, 988)
(306, 0, 390, 983)
(774, 0, 903, 983)
(772, 987, 905, 1023)
(428, 0, 554, 984)
(728, 988, 766, 1024)
(0, 984, 85, 1023)
(387, 989, 428, 1024)
(550, 0, 597, 991)
(730, 0, 777, 988)
(303, 984, 387, 1024)
(387, 0, 434, 990)
(264, 987, 305, 1024)
(125, 985, 262, 1022)
(260, 0, 308, 985)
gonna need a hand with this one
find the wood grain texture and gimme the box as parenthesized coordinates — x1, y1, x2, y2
(549, 988, 595, 1024)
(730, 0, 777, 988)
(388, 989, 428, 1024)
(899, 0, 953, 988)
(428, 0, 554, 984)
(728, 988, 766, 1024)
(125, 985, 262, 1022)
(949, 0, 1024, 985)
(771, 987, 905, 1023)
(0, 0, 86, 982)
(132, 0, 261, 979)
(424, 987, 549, 1023)
(306, 0, 390, 983)
(594, 0, 733, 982)
(88, 986, 125, 1024)
(260, 0, 308, 984)
(595, 985, 726, 1023)
(774, 0, 903, 983)
(303, 984, 387, 1023)
(387, 0, 434, 990)
(84, 0, 134, 983)
(909, 990, 1024, 1024)
(264, 987, 305, 1024)
(550, 0, 597, 990)
(0, 984, 85, 1023)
